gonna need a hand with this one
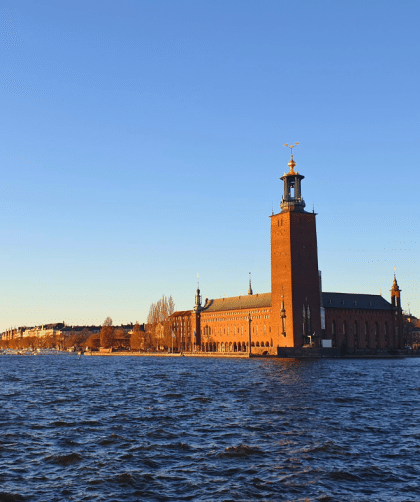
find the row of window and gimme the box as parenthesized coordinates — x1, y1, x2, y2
(206, 309, 270, 318)
(331, 320, 389, 336)
(203, 314, 270, 322)
(201, 340, 273, 351)
(202, 324, 271, 336)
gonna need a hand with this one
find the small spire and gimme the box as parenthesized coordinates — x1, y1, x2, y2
(194, 274, 202, 311)
(391, 267, 400, 291)
(248, 272, 253, 295)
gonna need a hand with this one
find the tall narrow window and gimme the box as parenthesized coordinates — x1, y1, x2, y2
(365, 321, 369, 348)
(307, 306, 311, 334)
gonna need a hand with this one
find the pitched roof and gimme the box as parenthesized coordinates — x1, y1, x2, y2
(170, 310, 192, 318)
(322, 292, 393, 311)
(202, 292, 272, 313)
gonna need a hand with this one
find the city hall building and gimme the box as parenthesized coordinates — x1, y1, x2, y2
(170, 152, 403, 355)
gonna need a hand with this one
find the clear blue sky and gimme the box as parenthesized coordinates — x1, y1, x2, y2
(1, 0, 419, 331)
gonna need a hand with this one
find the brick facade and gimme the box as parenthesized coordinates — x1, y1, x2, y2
(324, 308, 402, 350)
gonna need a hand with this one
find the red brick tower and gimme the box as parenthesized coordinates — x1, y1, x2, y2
(270, 147, 321, 347)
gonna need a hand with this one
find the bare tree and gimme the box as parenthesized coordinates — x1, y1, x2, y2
(100, 317, 115, 348)
(147, 295, 175, 350)
(77, 328, 91, 347)
(130, 323, 143, 351)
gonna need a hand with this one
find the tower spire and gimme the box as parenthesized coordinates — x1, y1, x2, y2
(390, 269, 401, 310)
(248, 272, 253, 295)
(194, 274, 202, 311)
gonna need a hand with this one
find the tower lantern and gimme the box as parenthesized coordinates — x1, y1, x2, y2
(281, 143, 305, 212)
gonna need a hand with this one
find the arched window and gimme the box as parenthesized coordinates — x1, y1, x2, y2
(332, 320, 336, 335)
(375, 322, 379, 347)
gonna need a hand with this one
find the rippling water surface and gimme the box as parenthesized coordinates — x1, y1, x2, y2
(1, 355, 420, 501)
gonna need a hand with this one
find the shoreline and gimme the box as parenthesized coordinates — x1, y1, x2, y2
(83, 350, 419, 359)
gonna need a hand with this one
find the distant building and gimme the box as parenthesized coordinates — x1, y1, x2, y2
(2, 323, 65, 341)
(1, 322, 144, 348)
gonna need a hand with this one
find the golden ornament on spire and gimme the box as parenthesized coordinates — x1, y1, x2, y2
(284, 142, 299, 174)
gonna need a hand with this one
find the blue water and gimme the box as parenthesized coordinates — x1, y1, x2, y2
(1, 355, 420, 501)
